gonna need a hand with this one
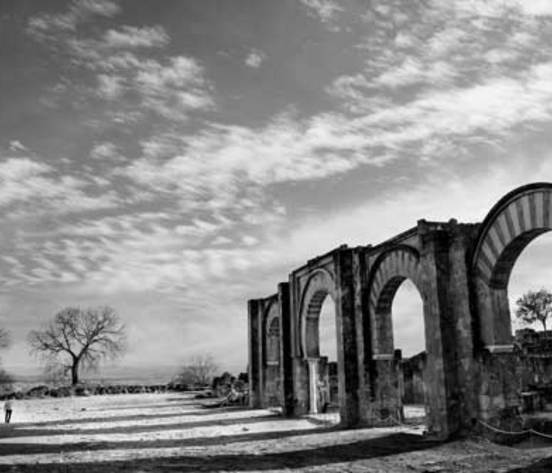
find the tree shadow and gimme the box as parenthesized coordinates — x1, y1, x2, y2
(1, 413, 280, 439)
(0, 424, 359, 455)
(10, 405, 258, 429)
(505, 456, 552, 473)
(1, 432, 440, 472)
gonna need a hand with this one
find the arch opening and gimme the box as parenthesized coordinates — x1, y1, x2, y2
(507, 232, 552, 416)
(262, 303, 282, 408)
(368, 245, 428, 427)
(318, 295, 339, 414)
(303, 288, 340, 422)
(390, 279, 427, 423)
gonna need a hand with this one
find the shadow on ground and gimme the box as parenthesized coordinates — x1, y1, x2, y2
(0, 424, 338, 455)
(507, 457, 552, 473)
(1, 412, 277, 439)
(2, 432, 439, 472)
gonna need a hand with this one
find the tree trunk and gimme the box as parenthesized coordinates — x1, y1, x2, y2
(543, 319, 548, 332)
(71, 360, 80, 385)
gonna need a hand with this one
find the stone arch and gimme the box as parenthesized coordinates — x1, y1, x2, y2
(298, 268, 336, 359)
(472, 182, 552, 346)
(261, 300, 282, 407)
(265, 310, 280, 365)
(368, 245, 422, 356)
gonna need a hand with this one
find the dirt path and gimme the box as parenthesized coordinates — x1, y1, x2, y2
(0, 393, 551, 472)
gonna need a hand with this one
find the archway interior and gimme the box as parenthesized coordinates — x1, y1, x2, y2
(507, 232, 552, 412)
(263, 313, 282, 407)
(390, 279, 426, 420)
(266, 317, 280, 364)
(311, 293, 340, 415)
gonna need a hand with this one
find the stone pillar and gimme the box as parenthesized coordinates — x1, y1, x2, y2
(278, 282, 295, 416)
(352, 248, 372, 424)
(292, 357, 309, 414)
(418, 221, 460, 439)
(334, 249, 361, 427)
(307, 358, 319, 414)
(248, 299, 262, 408)
(448, 222, 478, 432)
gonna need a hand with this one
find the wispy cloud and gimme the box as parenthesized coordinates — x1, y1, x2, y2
(245, 49, 266, 68)
(103, 25, 169, 49)
(27, 3, 213, 122)
(300, 0, 343, 24)
(0, 156, 120, 215)
(8, 141, 27, 152)
(90, 142, 126, 162)
(27, 0, 120, 40)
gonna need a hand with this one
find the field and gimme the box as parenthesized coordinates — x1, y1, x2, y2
(0, 393, 552, 472)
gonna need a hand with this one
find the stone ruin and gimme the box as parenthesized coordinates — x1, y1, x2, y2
(247, 182, 552, 439)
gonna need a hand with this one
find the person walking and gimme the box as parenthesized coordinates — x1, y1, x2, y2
(4, 399, 12, 424)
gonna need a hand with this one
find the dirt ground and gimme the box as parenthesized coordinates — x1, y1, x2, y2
(0, 393, 551, 472)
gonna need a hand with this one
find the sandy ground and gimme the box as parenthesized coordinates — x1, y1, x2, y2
(0, 393, 551, 472)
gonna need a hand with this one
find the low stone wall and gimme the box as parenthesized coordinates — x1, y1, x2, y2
(0, 383, 182, 400)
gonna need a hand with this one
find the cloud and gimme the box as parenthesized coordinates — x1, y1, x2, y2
(90, 142, 126, 162)
(0, 157, 120, 215)
(96, 74, 124, 99)
(27, 3, 213, 122)
(123, 110, 393, 195)
(8, 141, 27, 152)
(103, 25, 169, 49)
(372, 58, 458, 88)
(445, 0, 552, 18)
(300, 0, 343, 23)
(245, 49, 266, 68)
(27, 0, 120, 39)
(132, 56, 214, 118)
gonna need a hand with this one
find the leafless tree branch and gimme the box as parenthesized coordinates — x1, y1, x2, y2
(28, 306, 126, 385)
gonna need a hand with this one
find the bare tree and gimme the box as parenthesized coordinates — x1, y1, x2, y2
(0, 328, 10, 350)
(177, 354, 218, 387)
(0, 328, 12, 393)
(28, 306, 126, 385)
(515, 289, 552, 331)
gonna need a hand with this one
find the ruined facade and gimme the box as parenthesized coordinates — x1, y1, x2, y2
(247, 182, 552, 439)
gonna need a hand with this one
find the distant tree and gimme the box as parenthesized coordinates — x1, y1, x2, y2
(28, 306, 126, 385)
(0, 328, 10, 350)
(515, 289, 552, 331)
(176, 354, 218, 387)
(0, 328, 12, 392)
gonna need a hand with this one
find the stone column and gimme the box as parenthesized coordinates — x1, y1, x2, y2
(278, 282, 295, 416)
(334, 249, 361, 427)
(307, 358, 319, 414)
(248, 299, 262, 408)
(352, 248, 372, 424)
(448, 222, 478, 432)
(418, 221, 458, 439)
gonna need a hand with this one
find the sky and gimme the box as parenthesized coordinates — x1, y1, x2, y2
(1, 0, 552, 379)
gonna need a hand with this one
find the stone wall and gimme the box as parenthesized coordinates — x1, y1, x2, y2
(401, 351, 426, 405)
(515, 329, 552, 400)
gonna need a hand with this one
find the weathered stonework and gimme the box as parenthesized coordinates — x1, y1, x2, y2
(247, 182, 552, 439)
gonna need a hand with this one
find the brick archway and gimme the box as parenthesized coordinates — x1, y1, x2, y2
(368, 245, 422, 356)
(472, 182, 552, 347)
(261, 302, 282, 407)
(298, 268, 336, 360)
(366, 245, 425, 425)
